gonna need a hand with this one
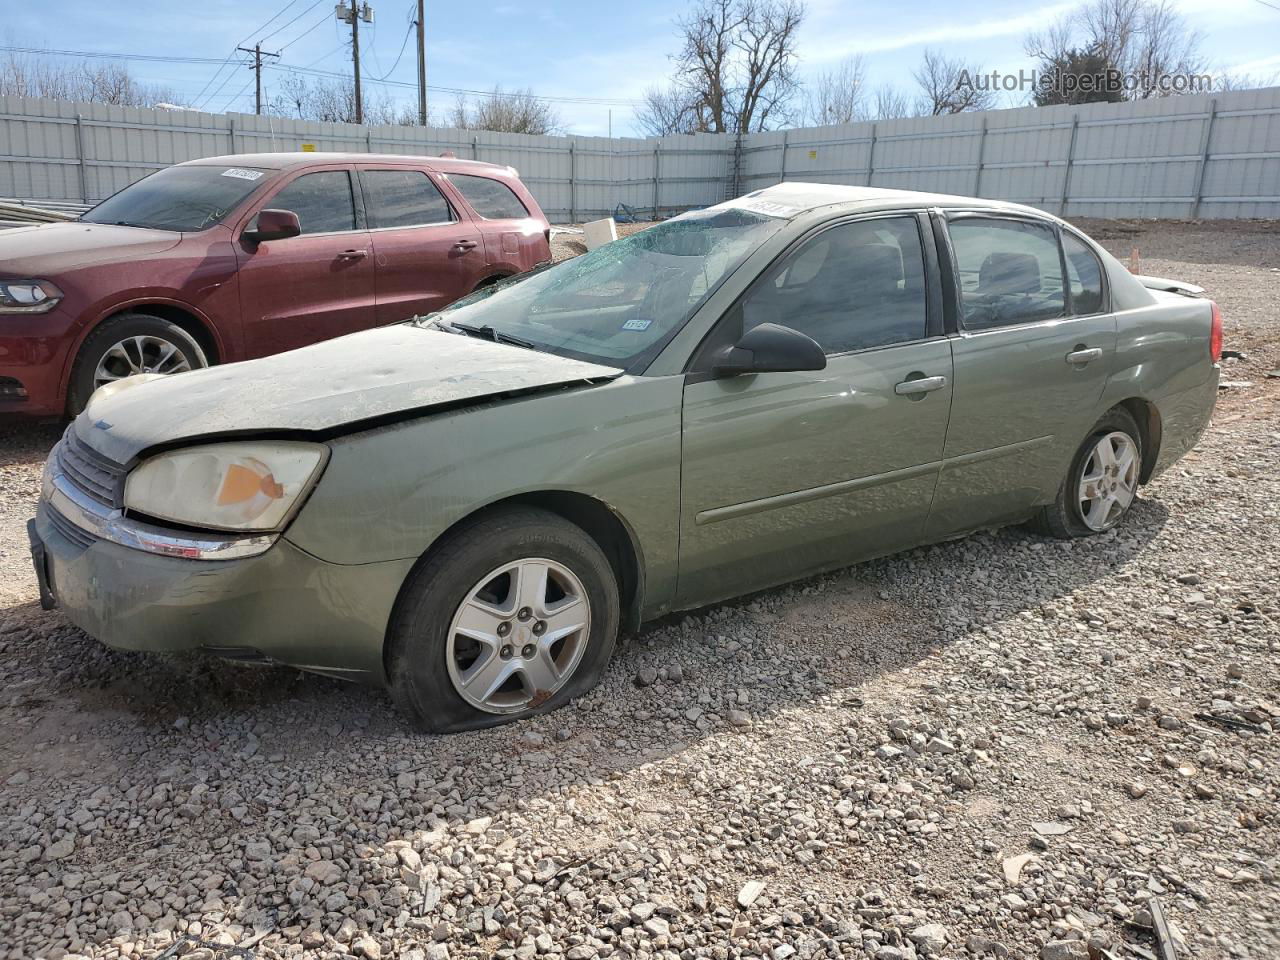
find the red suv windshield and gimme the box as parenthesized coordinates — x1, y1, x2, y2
(82, 165, 272, 232)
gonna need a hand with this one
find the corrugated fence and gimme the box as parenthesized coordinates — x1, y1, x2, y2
(2, 86, 1278, 222)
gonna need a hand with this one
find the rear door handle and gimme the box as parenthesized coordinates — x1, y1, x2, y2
(1066, 347, 1102, 364)
(894, 375, 948, 396)
(337, 249, 368, 260)
(453, 239, 478, 251)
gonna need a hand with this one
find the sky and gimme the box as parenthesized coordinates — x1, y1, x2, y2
(4, 0, 1279, 137)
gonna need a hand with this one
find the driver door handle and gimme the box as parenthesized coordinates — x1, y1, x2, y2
(337, 248, 368, 260)
(895, 375, 948, 396)
(1066, 347, 1103, 364)
(453, 239, 478, 251)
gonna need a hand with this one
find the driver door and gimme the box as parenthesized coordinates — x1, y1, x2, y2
(677, 213, 954, 606)
(236, 166, 377, 358)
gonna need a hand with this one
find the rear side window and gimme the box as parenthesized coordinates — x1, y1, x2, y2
(448, 174, 531, 219)
(262, 170, 356, 235)
(361, 169, 453, 228)
(948, 218, 1065, 330)
(738, 215, 929, 355)
(1062, 231, 1105, 315)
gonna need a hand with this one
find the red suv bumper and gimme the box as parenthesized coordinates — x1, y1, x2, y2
(0, 307, 77, 416)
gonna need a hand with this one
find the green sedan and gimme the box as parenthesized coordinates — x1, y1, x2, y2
(29, 183, 1222, 731)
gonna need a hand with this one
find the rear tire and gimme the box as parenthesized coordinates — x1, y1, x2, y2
(386, 507, 620, 733)
(68, 313, 208, 416)
(1031, 407, 1143, 539)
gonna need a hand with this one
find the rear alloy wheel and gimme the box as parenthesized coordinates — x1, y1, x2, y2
(69, 312, 208, 415)
(387, 507, 619, 732)
(1077, 431, 1139, 532)
(1031, 407, 1143, 539)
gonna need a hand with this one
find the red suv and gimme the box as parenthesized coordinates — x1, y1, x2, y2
(0, 152, 552, 416)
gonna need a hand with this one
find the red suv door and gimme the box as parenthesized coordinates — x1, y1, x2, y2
(235, 166, 376, 358)
(357, 166, 488, 323)
(440, 172, 547, 274)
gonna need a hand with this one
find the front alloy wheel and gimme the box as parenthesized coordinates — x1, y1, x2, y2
(386, 506, 620, 733)
(447, 558, 591, 714)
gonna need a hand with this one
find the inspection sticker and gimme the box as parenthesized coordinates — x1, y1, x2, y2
(622, 318, 652, 331)
(221, 168, 264, 180)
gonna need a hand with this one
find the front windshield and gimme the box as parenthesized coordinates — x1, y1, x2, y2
(82, 165, 272, 232)
(426, 206, 786, 369)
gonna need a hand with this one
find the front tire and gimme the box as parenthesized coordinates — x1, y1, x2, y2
(386, 507, 620, 733)
(1032, 407, 1143, 539)
(68, 313, 208, 415)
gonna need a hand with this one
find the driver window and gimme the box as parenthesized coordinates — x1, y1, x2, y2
(253, 170, 356, 235)
(741, 216, 929, 355)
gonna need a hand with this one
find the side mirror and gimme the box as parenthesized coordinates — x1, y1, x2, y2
(245, 209, 301, 243)
(711, 322, 826, 377)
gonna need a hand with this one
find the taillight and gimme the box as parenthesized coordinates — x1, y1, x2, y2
(1209, 300, 1223, 363)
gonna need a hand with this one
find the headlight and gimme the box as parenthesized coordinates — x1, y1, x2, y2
(124, 441, 328, 532)
(0, 279, 63, 314)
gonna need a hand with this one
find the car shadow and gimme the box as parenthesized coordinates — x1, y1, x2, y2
(2, 495, 1171, 762)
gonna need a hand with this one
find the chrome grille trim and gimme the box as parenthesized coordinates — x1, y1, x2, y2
(56, 428, 126, 508)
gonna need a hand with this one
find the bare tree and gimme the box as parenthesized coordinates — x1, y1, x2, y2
(802, 55, 867, 126)
(1216, 70, 1279, 92)
(447, 86, 562, 135)
(912, 48, 996, 114)
(0, 49, 174, 106)
(1025, 0, 1206, 100)
(635, 0, 805, 135)
(635, 84, 702, 136)
(870, 84, 913, 120)
(267, 74, 404, 125)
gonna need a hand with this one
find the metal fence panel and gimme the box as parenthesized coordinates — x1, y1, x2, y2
(1, 87, 1277, 220)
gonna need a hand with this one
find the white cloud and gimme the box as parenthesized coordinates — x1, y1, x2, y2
(801, 2, 1078, 63)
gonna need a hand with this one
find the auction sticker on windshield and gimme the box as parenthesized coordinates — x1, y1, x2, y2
(728, 197, 803, 219)
(221, 168, 264, 180)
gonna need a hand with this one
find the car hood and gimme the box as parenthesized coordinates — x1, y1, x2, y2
(0, 221, 184, 275)
(75, 324, 624, 463)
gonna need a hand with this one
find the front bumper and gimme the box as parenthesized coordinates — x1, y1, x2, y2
(30, 499, 415, 683)
(0, 305, 78, 415)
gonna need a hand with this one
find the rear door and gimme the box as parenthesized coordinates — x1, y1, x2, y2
(924, 213, 1117, 540)
(236, 166, 376, 358)
(443, 172, 547, 273)
(677, 212, 954, 605)
(358, 166, 487, 323)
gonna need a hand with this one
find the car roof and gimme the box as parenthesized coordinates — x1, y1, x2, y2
(729, 181, 1055, 221)
(181, 152, 518, 177)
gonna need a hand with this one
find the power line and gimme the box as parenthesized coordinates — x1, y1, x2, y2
(259, 0, 329, 44)
(265, 62, 643, 104)
(0, 43, 228, 65)
(0, 40, 644, 108)
(191, 0, 305, 108)
(370, 19, 415, 81)
(197, 55, 254, 110)
(276, 10, 337, 52)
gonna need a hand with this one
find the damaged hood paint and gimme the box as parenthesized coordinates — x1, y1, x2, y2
(75, 324, 623, 463)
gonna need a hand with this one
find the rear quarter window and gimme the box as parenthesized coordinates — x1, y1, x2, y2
(447, 174, 531, 220)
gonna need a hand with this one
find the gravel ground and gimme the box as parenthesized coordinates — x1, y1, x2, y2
(0, 220, 1277, 960)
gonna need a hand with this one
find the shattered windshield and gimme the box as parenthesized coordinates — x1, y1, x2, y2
(421, 207, 785, 370)
(82, 165, 272, 232)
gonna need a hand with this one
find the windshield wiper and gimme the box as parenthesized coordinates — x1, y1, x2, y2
(449, 321, 539, 351)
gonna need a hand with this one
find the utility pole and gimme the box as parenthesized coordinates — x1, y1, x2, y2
(237, 43, 279, 115)
(416, 0, 427, 126)
(336, 1, 375, 124)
